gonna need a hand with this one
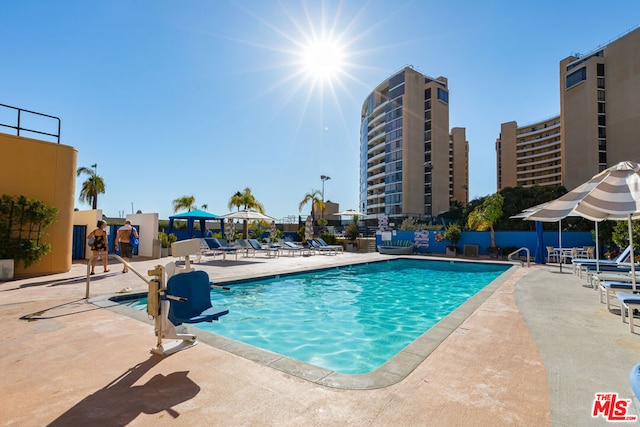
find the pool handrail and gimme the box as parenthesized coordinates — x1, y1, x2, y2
(507, 247, 531, 267)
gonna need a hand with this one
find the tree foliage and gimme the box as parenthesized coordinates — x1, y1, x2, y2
(77, 165, 105, 209)
(228, 187, 264, 212)
(467, 193, 504, 247)
(299, 189, 324, 215)
(172, 195, 196, 213)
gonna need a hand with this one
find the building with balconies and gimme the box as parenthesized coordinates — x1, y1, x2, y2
(497, 25, 640, 192)
(360, 66, 468, 225)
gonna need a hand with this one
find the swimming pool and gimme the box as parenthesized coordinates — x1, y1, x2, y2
(124, 259, 510, 375)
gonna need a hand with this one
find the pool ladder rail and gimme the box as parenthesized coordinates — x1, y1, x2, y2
(507, 247, 531, 267)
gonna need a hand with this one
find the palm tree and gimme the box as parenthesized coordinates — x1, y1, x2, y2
(201, 204, 208, 211)
(228, 187, 265, 237)
(77, 164, 105, 209)
(467, 193, 504, 249)
(228, 187, 264, 212)
(172, 195, 196, 213)
(299, 190, 325, 219)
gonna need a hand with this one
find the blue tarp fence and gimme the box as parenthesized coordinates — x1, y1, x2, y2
(375, 230, 595, 256)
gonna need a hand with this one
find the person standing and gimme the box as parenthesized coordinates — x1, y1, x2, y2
(115, 220, 138, 273)
(87, 220, 109, 275)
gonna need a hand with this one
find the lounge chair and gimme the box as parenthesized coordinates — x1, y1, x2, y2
(315, 238, 344, 253)
(307, 239, 337, 255)
(204, 238, 239, 261)
(599, 281, 640, 310)
(572, 246, 631, 275)
(616, 293, 640, 333)
(282, 241, 312, 256)
(248, 239, 279, 258)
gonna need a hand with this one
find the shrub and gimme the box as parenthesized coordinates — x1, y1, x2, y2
(0, 195, 58, 267)
(158, 232, 177, 248)
(320, 232, 338, 245)
(444, 224, 461, 246)
(345, 223, 359, 240)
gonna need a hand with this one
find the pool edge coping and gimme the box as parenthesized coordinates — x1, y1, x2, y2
(91, 256, 519, 390)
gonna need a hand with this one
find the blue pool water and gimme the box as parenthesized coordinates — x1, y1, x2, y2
(126, 259, 509, 374)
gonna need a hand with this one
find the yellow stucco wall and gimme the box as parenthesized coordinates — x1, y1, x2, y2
(0, 133, 77, 274)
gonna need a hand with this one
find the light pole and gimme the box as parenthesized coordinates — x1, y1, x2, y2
(320, 175, 331, 219)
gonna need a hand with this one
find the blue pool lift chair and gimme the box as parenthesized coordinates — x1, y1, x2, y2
(148, 239, 229, 356)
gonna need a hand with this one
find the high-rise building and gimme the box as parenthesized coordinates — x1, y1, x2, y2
(360, 67, 468, 225)
(497, 26, 640, 191)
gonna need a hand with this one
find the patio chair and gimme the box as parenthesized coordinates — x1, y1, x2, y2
(598, 280, 639, 310)
(248, 239, 279, 258)
(316, 238, 344, 253)
(282, 241, 312, 256)
(616, 293, 640, 333)
(307, 239, 337, 255)
(572, 245, 632, 275)
(546, 246, 560, 263)
(204, 238, 239, 261)
(234, 239, 254, 257)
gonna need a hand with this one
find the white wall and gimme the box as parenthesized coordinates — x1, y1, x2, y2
(73, 209, 103, 260)
(126, 213, 159, 258)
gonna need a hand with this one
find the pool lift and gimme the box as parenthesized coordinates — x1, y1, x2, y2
(146, 239, 229, 356)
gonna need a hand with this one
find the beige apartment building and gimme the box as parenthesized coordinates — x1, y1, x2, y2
(497, 26, 640, 191)
(360, 66, 469, 225)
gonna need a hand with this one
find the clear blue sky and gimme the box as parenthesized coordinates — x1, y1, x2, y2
(2, 1, 639, 221)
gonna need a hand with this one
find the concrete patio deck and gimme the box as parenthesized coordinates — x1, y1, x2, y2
(0, 252, 638, 426)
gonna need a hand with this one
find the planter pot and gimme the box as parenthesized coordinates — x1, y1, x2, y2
(161, 247, 169, 258)
(445, 248, 457, 257)
(0, 259, 15, 281)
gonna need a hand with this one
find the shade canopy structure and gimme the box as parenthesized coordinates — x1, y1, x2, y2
(167, 209, 222, 238)
(518, 161, 640, 284)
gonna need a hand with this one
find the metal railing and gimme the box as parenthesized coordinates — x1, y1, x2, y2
(507, 247, 531, 267)
(0, 103, 61, 143)
(85, 255, 150, 299)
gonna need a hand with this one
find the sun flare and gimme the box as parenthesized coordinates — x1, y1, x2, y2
(299, 39, 346, 82)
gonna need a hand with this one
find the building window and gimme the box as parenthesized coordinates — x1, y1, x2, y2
(566, 67, 586, 89)
(389, 85, 404, 99)
(598, 116, 606, 126)
(599, 152, 607, 164)
(389, 71, 405, 89)
(598, 127, 607, 138)
(597, 63, 605, 77)
(597, 90, 605, 102)
(437, 87, 449, 104)
(597, 77, 605, 89)
(598, 103, 606, 114)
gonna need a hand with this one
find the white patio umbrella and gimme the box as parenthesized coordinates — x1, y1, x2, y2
(520, 161, 640, 288)
(334, 209, 366, 217)
(219, 209, 275, 239)
(219, 209, 275, 221)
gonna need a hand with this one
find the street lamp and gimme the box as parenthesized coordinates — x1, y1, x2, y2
(320, 175, 331, 219)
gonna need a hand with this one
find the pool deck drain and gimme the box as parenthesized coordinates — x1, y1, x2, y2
(0, 252, 638, 425)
